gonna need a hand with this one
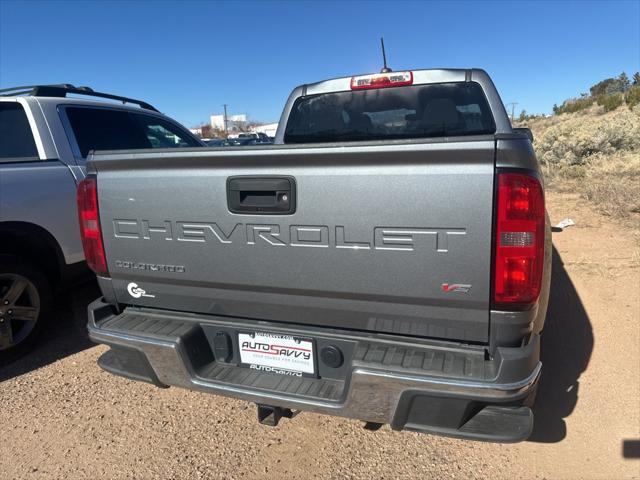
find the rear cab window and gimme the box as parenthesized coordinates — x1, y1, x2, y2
(284, 82, 496, 144)
(62, 106, 201, 158)
(0, 102, 39, 161)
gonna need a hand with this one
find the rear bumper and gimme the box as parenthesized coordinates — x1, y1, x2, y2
(88, 298, 541, 442)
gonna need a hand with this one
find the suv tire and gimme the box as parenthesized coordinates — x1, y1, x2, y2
(0, 255, 52, 363)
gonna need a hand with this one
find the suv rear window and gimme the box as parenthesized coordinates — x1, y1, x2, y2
(284, 82, 496, 144)
(0, 103, 39, 160)
(64, 107, 200, 158)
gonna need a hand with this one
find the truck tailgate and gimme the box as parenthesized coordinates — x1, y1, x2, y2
(92, 140, 495, 343)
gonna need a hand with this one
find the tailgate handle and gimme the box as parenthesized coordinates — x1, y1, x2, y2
(227, 176, 296, 215)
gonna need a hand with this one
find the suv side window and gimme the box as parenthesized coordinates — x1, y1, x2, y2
(132, 113, 201, 149)
(65, 107, 147, 157)
(0, 103, 39, 161)
(64, 107, 200, 158)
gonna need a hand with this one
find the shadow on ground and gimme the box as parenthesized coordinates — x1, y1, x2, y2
(528, 246, 594, 443)
(0, 280, 99, 383)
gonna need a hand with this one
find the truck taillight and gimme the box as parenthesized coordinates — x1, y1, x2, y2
(77, 175, 107, 276)
(350, 71, 413, 90)
(493, 172, 545, 307)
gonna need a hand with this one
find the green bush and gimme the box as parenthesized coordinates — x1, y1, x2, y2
(625, 85, 640, 109)
(597, 93, 624, 112)
(553, 97, 594, 115)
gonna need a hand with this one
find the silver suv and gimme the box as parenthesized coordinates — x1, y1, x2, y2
(0, 84, 203, 360)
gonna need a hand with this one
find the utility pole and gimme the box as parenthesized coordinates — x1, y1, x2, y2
(505, 102, 518, 122)
(222, 104, 229, 134)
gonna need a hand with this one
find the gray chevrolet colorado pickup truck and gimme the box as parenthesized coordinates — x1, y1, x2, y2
(82, 68, 551, 442)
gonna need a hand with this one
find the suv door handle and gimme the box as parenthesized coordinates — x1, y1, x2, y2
(227, 176, 296, 215)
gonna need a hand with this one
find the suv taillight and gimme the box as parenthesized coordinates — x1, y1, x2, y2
(77, 175, 107, 276)
(493, 172, 545, 307)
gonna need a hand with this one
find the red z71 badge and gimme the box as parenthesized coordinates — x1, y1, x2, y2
(441, 283, 471, 293)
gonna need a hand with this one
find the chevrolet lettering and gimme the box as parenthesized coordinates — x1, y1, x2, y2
(113, 219, 466, 252)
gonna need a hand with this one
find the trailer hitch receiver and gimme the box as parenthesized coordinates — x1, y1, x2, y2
(257, 404, 294, 427)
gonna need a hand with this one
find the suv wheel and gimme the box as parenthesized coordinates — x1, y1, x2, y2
(0, 255, 52, 362)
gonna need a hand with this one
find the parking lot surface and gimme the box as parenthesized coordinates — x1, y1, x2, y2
(1, 192, 638, 479)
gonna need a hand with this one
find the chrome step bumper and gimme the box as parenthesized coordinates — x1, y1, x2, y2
(88, 298, 541, 442)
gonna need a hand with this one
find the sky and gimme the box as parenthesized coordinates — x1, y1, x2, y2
(1, 0, 639, 127)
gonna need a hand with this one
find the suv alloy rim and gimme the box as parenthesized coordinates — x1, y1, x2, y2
(0, 274, 40, 351)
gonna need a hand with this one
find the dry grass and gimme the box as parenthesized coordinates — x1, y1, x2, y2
(516, 105, 640, 219)
(582, 152, 640, 217)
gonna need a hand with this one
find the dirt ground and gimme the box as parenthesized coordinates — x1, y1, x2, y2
(0, 192, 638, 480)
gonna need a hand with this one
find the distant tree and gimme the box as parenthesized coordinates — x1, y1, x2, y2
(552, 103, 559, 114)
(587, 73, 636, 98)
(590, 78, 616, 96)
(518, 109, 527, 121)
(604, 80, 622, 95)
(201, 125, 213, 138)
(599, 73, 631, 95)
(618, 72, 630, 90)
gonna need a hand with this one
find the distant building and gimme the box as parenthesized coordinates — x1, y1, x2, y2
(210, 113, 247, 132)
(251, 122, 279, 138)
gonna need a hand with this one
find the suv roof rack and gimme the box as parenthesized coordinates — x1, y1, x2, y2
(0, 84, 159, 112)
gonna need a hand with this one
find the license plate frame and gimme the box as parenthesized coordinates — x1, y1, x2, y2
(237, 331, 316, 378)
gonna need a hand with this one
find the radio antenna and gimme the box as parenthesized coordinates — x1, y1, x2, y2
(380, 37, 392, 73)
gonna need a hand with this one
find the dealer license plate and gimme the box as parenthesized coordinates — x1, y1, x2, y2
(238, 331, 315, 377)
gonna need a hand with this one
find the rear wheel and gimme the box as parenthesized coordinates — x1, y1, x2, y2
(0, 255, 52, 362)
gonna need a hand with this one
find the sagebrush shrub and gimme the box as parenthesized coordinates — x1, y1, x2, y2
(597, 93, 624, 112)
(625, 86, 640, 109)
(534, 109, 640, 166)
(553, 97, 594, 115)
(519, 77, 640, 218)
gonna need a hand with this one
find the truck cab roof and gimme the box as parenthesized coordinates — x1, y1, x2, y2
(275, 68, 513, 144)
(301, 68, 484, 94)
